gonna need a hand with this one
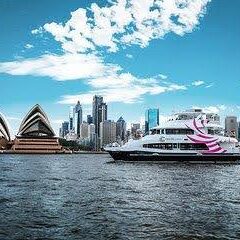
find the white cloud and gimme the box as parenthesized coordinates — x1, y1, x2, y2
(0, 51, 187, 104)
(205, 83, 214, 88)
(31, 27, 43, 35)
(126, 54, 133, 59)
(0, 53, 121, 81)
(58, 79, 187, 104)
(0, 0, 211, 105)
(192, 80, 205, 86)
(158, 74, 168, 80)
(24, 44, 34, 49)
(36, 0, 211, 53)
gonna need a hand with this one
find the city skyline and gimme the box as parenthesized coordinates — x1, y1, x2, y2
(1, 0, 240, 136)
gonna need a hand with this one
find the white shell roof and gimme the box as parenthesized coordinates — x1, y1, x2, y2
(0, 112, 11, 141)
(18, 104, 55, 137)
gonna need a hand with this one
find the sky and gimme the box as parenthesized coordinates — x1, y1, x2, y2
(0, 0, 240, 136)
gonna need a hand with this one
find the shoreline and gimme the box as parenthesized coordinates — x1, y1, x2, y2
(0, 151, 109, 155)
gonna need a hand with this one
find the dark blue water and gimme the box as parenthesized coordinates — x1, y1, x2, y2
(1, 154, 240, 239)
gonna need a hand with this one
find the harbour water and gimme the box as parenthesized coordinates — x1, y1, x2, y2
(1, 154, 240, 240)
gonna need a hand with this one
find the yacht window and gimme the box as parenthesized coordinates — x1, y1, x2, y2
(151, 129, 157, 135)
(165, 129, 194, 135)
(173, 143, 178, 148)
(180, 143, 208, 150)
(143, 143, 174, 150)
(157, 129, 161, 134)
(208, 128, 224, 136)
(161, 129, 164, 134)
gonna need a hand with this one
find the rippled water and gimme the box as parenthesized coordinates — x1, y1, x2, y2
(1, 154, 240, 239)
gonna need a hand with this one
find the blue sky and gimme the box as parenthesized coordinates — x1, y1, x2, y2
(0, 0, 240, 136)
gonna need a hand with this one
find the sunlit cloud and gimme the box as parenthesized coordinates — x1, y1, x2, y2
(36, 0, 211, 53)
(192, 80, 205, 86)
(0, 0, 211, 105)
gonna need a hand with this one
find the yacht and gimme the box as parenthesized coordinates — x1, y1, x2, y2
(105, 109, 240, 162)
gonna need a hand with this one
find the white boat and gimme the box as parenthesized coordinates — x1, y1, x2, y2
(105, 109, 240, 162)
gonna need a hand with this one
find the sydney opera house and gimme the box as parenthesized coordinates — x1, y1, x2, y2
(1, 104, 65, 154)
(0, 112, 11, 150)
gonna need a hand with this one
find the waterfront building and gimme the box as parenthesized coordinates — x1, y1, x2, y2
(0, 112, 11, 149)
(145, 108, 159, 133)
(88, 123, 96, 149)
(100, 120, 116, 148)
(80, 122, 89, 139)
(101, 103, 108, 122)
(60, 121, 69, 138)
(92, 95, 107, 136)
(69, 106, 75, 132)
(87, 115, 93, 124)
(75, 101, 82, 137)
(225, 116, 238, 139)
(12, 104, 63, 153)
(92, 95, 108, 149)
(92, 95, 103, 136)
(88, 123, 96, 142)
(131, 123, 140, 139)
(116, 116, 126, 143)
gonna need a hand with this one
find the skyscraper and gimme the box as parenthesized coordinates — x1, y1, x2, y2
(80, 122, 89, 139)
(145, 108, 159, 133)
(61, 121, 69, 138)
(69, 106, 75, 132)
(131, 123, 140, 139)
(87, 115, 93, 124)
(75, 101, 82, 137)
(88, 123, 96, 149)
(116, 116, 126, 142)
(92, 95, 107, 137)
(100, 120, 116, 148)
(101, 103, 108, 122)
(225, 116, 238, 139)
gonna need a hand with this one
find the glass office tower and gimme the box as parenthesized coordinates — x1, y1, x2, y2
(145, 108, 159, 133)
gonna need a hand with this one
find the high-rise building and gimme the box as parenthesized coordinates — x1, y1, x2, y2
(92, 96, 108, 149)
(87, 115, 93, 124)
(131, 123, 140, 139)
(80, 122, 89, 139)
(60, 121, 69, 138)
(225, 116, 238, 139)
(88, 123, 96, 149)
(116, 116, 126, 143)
(145, 108, 159, 133)
(69, 106, 75, 132)
(100, 120, 116, 148)
(101, 103, 107, 122)
(75, 101, 82, 137)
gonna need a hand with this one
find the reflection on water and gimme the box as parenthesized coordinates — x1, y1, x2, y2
(1, 154, 240, 239)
